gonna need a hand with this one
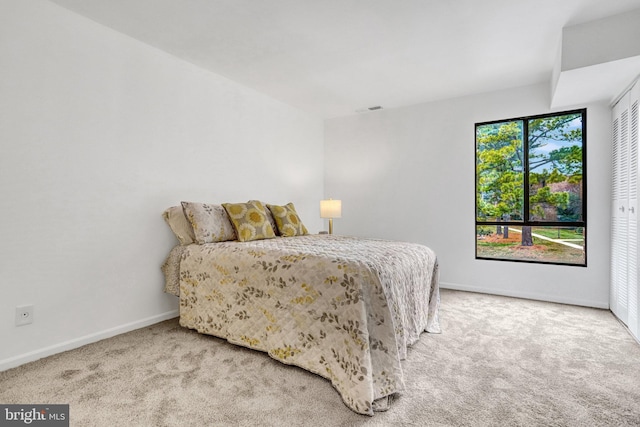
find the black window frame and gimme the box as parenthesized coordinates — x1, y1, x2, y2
(475, 108, 587, 267)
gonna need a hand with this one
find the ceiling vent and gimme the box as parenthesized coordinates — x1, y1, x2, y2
(356, 106, 383, 113)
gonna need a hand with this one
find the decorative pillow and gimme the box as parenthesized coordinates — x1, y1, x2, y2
(267, 202, 309, 237)
(180, 201, 236, 244)
(250, 199, 279, 236)
(222, 200, 276, 242)
(162, 206, 196, 245)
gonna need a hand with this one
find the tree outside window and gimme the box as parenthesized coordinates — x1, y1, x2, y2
(475, 109, 586, 266)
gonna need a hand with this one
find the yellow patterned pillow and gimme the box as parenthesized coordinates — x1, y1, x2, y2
(249, 199, 279, 236)
(222, 201, 276, 242)
(266, 203, 308, 237)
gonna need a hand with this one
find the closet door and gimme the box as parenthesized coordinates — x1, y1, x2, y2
(629, 82, 639, 338)
(611, 93, 630, 324)
(611, 81, 640, 342)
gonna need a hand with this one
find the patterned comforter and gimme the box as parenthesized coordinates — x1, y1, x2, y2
(164, 234, 440, 415)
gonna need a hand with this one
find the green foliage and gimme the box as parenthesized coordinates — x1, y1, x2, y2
(529, 170, 548, 186)
(557, 191, 582, 222)
(530, 168, 566, 186)
(532, 227, 584, 241)
(530, 186, 569, 207)
(476, 112, 584, 226)
(528, 114, 583, 175)
(567, 174, 582, 184)
(476, 121, 523, 220)
(547, 168, 566, 184)
(528, 114, 582, 146)
(476, 226, 495, 236)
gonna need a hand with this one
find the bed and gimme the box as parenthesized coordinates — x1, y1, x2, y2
(161, 202, 440, 416)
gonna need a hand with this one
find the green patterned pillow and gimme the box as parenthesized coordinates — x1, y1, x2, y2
(222, 201, 276, 242)
(266, 203, 308, 237)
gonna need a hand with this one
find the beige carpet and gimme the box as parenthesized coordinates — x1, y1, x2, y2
(2, 289, 640, 426)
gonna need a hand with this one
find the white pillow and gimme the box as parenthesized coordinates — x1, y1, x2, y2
(181, 201, 236, 244)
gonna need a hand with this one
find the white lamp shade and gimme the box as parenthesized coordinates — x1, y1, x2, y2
(320, 199, 342, 218)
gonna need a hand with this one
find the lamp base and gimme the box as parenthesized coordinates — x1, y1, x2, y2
(328, 218, 333, 235)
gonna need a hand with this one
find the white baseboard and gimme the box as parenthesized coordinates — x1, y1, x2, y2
(440, 282, 609, 310)
(0, 285, 610, 372)
(0, 310, 179, 372)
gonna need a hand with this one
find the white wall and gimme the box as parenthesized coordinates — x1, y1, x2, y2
(325, 83, 611, 308)
(561, 8, 640, 72)
(0, 0, 324, 370)
(551, 8, 640, 109)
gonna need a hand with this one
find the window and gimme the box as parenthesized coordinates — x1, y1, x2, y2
(475, 109, 586, 266)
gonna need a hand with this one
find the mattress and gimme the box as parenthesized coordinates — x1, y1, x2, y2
(163, 234, 440, 415)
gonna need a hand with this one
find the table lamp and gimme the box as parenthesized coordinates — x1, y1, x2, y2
(320, 199, 342, 234)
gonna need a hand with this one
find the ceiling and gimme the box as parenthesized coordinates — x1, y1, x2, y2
(48, 0, 640, 118)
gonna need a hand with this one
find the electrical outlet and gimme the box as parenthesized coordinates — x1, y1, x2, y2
(15, 305, 34, 326)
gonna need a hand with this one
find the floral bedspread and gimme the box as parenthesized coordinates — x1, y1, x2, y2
(172, 234, 440, 415)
